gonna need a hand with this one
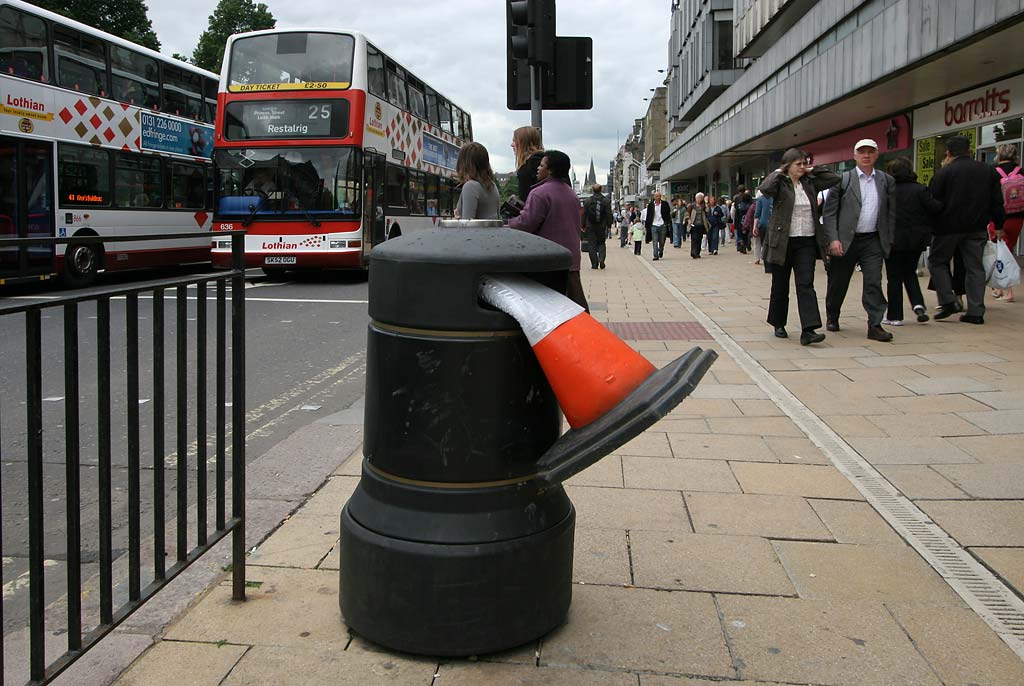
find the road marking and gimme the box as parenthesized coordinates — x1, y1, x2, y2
(641, 256, 1024, 658)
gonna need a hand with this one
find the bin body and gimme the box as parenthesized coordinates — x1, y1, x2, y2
(340, 225, 575, 655)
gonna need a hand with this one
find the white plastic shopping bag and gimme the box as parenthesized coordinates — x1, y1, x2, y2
(982, 240, 998, 284)
(988, 240, 1022, 290)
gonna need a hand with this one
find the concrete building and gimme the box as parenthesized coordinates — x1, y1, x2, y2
(643, 86, 669, 198)
(611, 118, 646, 209)
(659, 0, 1024, 224)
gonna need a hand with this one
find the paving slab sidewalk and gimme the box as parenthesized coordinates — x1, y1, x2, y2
(112, 244, 1024, 685)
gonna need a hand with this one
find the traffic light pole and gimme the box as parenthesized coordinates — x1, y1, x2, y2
(530, 63, 543, 129)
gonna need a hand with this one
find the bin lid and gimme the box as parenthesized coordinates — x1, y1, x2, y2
(369, 226, 571, 330)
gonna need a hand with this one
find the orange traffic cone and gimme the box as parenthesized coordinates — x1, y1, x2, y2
(480, 275, 658, 429)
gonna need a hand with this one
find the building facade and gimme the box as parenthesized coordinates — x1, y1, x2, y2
(658, 0, 1024, 243)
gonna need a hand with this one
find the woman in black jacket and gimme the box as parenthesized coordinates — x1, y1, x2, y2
(512, 126, 545, 201)
(884, 157, 942, 325)
(758, 148, 841, 345)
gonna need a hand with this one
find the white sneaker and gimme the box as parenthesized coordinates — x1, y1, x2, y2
(882, 318, 903, 326)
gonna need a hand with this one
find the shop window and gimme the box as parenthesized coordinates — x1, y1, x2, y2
(980, 118, 1023, 147)
(110, 45, 160, 108)
(58, 145, 111, 206)
(0, 6, 48, 82)
(168, 162, 206, 209)
(385, 163, 407, 207)
(54, 25, 108, 96)
(115, 153, 163, 208)
(367, 44, 386, 99)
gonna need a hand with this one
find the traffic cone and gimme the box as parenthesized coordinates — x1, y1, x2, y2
(479, 274, 658, 429)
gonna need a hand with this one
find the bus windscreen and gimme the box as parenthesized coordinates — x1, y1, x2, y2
(227, 32, 355, 92)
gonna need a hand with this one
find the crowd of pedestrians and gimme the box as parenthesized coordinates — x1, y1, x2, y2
(451, 126, 1018, 342)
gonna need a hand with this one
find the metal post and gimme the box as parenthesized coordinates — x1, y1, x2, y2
(530, 62, 542, 130)
(230, 233, 246, 601)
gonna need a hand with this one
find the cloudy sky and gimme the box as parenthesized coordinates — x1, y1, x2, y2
(147, 0, 670, 185)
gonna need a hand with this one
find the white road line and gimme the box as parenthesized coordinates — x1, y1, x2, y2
(640, 256, 1024, 659)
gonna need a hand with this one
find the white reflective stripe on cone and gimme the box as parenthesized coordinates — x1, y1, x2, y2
(479, 274, 584, 347)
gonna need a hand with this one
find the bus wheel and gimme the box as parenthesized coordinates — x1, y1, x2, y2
(62, 242, 102, 288)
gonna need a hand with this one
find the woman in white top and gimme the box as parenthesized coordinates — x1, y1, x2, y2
(758, 148, 841, 345)
(455, 142, 500, 220)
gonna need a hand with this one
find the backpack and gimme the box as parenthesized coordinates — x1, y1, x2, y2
(588, 198, 604, 225)
(997, 166, 1024, 214)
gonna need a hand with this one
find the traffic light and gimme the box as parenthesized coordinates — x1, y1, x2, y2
(507, 0, 555, 65)
(507, 37, 592, 111)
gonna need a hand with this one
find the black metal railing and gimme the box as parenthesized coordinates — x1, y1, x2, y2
(0, 232, 246, 685)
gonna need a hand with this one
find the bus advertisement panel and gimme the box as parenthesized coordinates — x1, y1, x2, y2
(211, 29, 472, 275)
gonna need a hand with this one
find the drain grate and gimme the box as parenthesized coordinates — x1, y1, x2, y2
(604, 321, 711, 341)
(644, 260, 1024, 660)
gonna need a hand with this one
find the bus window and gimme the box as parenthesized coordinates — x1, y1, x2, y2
(424, 174, 439, 216)
(463, 112, 473, 142)
(385, 164, 407, 208)
(0, 6, 48, 83)
(441, 178, 457, 218)
(163, 64, 203, 120)
(424, 87, 441, 128)
(54, 25, 108, 96)
(407, 78, 426, 120)
(115, 153, 162, 208)
(228, 32, 354, 88)
(409, 170, 425, 215)
(453, 106, 465, 140)
(110, 45, 159, 108)
(439, 99, 453, 135)
(386, 62, 407, 111)
(204, 77, 218, 123)
(168, 162, 206, 209)
(58, 145, 111, 206)
(366, 44, 386, 99)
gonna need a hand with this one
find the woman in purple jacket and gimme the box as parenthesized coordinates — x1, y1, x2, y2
(508, 150, 589, 312)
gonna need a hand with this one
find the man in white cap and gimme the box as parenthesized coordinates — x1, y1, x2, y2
(822, 138, 897, 341)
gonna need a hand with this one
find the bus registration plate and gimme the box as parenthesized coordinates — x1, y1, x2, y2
(265, 256, 297, 265)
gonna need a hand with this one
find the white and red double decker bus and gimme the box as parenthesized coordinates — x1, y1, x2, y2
(210, 29, 473, 275)
(0, 0, 218, 287)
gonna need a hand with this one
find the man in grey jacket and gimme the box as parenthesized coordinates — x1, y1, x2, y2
(822, 139, 897, 342)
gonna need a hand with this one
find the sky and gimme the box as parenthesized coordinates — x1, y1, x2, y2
(147, 0, 670, 186)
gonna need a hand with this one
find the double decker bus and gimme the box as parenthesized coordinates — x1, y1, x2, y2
(210, 29, 472, 274)
(0, 0, 217, 287)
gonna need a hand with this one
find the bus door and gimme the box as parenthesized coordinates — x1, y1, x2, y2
(363, 150, 386, 252)
(0, 136, 54, 280)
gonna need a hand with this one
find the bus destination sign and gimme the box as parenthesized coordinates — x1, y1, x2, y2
(226, 100, 348, 139)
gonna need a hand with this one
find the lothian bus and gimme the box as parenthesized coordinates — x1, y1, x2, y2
(210, 28, 472, 275)
(0, 0, 217, 287)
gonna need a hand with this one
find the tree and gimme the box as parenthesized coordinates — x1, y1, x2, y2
(192, 0, 275, 73)
(500, 176, 520, 204)
(30, 0, 160, 51)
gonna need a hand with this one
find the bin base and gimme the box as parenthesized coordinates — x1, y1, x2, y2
(339, 502, 575, 656)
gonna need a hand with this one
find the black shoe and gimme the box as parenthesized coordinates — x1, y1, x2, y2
(867, 324, 893, 342)
(653, 256, 660, 261)
(599, 262, 605, 269)
(914, 305, 930, 323)
(826, 320, 840, 332)
(934, 302, 962, 320)
(959, 314, 984, 325)
(800, 331, 825, 346)
(774, 327, 788, 339)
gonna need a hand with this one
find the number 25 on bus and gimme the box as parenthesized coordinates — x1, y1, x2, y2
(211, 29, 473, 276)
